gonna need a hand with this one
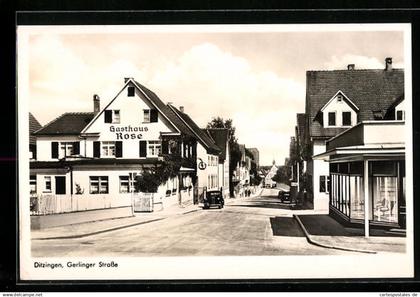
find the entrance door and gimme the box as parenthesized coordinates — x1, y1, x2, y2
(55, 176, 66, 195)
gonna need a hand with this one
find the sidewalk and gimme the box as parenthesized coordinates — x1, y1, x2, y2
(294, 214, 406, 254)
(32, 202, 201, 240)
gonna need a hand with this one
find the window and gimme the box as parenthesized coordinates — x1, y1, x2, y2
(342, 112, 351, 126)
(319, 175, 329, 193)
(328, 112, 336, 126)
(60, 142, 74, 157)
(148, 141, 161, 156)
(113, 110, 120, 123)
(396, 110, 405, 121)
(102, 141, 115, 157)
(30, 175, 36, 194)
(127, 86, 135, 97)
(44, 176, 51, 192)
(89, 176, 109, 194)
(143, 110, 151, 123)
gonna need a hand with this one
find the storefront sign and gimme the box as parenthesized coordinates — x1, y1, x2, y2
(198, 161, 207, 170)
(110, 125, 148, 140)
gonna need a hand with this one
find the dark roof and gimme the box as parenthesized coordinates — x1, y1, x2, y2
(29, 113, 42, 144)
(169, 105, 221, 154)
(204, 128, 229, 162)
(34, 112, 94, 135)
(306, 68, 404, 138)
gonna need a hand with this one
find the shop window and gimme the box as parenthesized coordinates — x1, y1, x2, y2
(44, 176, 51, 192)
(55, 176, 66, 195)
(89, 176, 109, 194)
(328, 112, 336, 126)
(102, 141, 116, 157)
(30, 175, 36, 194)
(127, 86, 135, 97)
(396, 110, 405, 121)
(372, 176, 398, 223)
(342, 111, 352, 126)
(350, 176, 364, 220)
(148, 141, 161, 157)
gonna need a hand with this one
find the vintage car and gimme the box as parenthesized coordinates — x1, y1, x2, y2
(203, 190, 224, 209)
(278, 189, 292, 203)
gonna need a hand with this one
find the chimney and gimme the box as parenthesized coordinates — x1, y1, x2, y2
(179, 106, 184, 113)
(385, 57, 392, 71)
(124, 77, 131, 83)
(93, 94, 100, 115)
(347, 64, 355, 70)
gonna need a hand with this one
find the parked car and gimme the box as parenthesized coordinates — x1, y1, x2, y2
(203, 190, 224, 209)
(278, 189, 292, 203)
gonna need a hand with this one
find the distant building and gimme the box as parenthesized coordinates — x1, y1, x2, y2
(264, 160, 278, 188)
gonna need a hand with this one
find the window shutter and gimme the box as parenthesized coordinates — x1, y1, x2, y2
(150, 109, 158, 122)
(104, 110, 112, 123)
(116, 141, 123, 158)
(139, 140, 147, 157)
(73, 142, 80, 155)
(93, 141, 101, 158)
(162, 140, 169, 154)
(51, 142, 59, 159)
(192, 142, 197, 157)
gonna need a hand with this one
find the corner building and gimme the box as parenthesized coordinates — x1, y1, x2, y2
(30, 78, 221, 221)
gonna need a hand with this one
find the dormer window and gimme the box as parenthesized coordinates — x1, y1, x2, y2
(328, 112, 336, 126)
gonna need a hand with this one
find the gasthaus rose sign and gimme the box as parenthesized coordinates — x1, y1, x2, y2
(110, 125, 148, 140)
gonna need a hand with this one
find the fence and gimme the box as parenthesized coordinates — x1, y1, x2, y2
(30, 194, 132, 215)
(132, 192, 154, 212)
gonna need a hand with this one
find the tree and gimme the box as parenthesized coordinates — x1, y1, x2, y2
(272, 165, 291, 184)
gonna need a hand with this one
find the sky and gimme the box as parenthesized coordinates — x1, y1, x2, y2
(23, 25, 405, 166)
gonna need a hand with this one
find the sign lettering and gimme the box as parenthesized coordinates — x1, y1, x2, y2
(110, 125, 148, 140)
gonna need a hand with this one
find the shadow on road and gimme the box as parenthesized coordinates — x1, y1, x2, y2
(299, 215, 405, 237)
(270, 217, 305, 237)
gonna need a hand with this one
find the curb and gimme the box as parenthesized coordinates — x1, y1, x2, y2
(32, 218, 165, 241)
(293, 214, 377, 254)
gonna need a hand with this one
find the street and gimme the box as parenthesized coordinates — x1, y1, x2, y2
(31, 188, 355, 257)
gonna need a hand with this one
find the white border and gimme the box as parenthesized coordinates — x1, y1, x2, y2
(18, 23, 414, 280)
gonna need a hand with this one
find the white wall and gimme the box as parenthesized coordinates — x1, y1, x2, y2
(322, 95, 357, 128)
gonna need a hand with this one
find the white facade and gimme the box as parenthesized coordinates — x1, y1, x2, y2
(311, 140, 330, 213)
(196, 143, 219, 191)
(264, 164, 278, 187)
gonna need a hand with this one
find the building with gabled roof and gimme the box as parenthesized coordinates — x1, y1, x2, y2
(30, 78, 222, 227)
(304, 57, 405, 220)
